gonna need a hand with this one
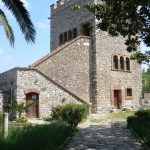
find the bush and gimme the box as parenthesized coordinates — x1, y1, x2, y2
(127, 109, 150, 148)
(135, 109, 150, 120)
(51, 104, 89, 127)
(16, 117, 28, 123)
(51, 105, 63, 120)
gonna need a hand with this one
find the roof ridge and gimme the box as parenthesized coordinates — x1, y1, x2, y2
(31, 36, 90, 68)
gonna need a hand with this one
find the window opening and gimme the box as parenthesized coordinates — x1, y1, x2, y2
(120, 56, 124, 70)
(113, 55, 118, 69)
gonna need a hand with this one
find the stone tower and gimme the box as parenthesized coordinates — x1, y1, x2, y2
(50, 0, 142, 113)
(0, 0, 142, 117)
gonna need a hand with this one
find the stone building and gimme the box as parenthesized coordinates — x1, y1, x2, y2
(0, 0, 142, 118)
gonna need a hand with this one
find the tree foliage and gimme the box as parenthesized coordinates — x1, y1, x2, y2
(142, 68, 150, 93)
(0, 0, 36, 46)
(85, 0, 150, 64)
(131, 51, 150, 66)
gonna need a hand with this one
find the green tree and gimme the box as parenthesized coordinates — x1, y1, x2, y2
(85, 0, 150, 64)
(142, 72, 150, 93)
(12, 101, 34, 118)
(0, 0, 36, 46)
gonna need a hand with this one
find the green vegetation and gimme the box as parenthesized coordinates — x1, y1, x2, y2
(108, 111, 135, 121)
(0, 0, 36, 46)
(0, 104, 89, 150)
(0, 113, 3, 134)
(51, 104, 89, 127)
(16, 117, 28, 123)
(85, 1, 150, 64)
(89, 111, 135, 123)
(142, 70, 150, 93)
(11, 102, 35, 118)
(127, 109, 150, 148)
(0, 113, 2, 127)
(0, 120, 76, 150)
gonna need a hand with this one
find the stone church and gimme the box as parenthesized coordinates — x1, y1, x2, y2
(0, 0, 142, 118)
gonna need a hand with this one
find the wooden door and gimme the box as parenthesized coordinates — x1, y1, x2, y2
(114, 90, 122, 109)
(26, 93, 39, 118)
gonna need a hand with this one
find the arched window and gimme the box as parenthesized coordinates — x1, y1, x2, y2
(64, 32, 68, 43)
(59, 34, 63, 45)
(126, 57, 130, 71)
(73, 28, 77, 39)
(120, 56, 124, 70)
(68, 30, 72, 41)
(113, 55, 118, 69)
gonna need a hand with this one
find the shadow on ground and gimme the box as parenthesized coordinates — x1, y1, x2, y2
(65, 121, 143, 150)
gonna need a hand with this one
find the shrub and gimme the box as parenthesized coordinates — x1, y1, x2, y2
(127, 116, 138, 128)
(127, 109, 150, 148)
(135, 109, 150, 121)
(51, 104, 89, 127)
(16, 117, 28, 123)
(51, 106, 63, 120)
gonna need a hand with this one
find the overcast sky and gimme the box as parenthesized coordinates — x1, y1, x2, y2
(0, 0, 148, 73)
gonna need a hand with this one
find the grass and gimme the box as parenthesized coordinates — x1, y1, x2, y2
(0, 104, 89, 150)
(107, 111, 135, 121)
(89, 110, 135, 123)
(0, 120, 76, 150)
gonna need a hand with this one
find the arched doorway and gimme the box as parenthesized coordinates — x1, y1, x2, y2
(26, 92, 39, 118)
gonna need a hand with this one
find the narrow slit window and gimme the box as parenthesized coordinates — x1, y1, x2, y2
(113, 55, 118, 69)
(64, 32, 68, 43)
(73, 28, 77, 39)
(126, 57, 130, 71)
(82, 23, 91, 36)
(68, 30, 72, 41)
(59, 34, 63, 45)
(120, 56, 124, 70)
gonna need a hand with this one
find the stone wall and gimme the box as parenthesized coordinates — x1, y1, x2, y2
(0, 69, 17, 110)
(0, 91, 3, 112)
(50, 0, 94, 50)
(16, 69, 83, 118)
(33, 36, 91, 102)
(94, 29, 142, 112)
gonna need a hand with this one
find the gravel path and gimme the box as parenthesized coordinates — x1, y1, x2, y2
(65, 116, 143, 150)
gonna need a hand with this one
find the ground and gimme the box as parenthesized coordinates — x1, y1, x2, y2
(65, 112, 143, 150)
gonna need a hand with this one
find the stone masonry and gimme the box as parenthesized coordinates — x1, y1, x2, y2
(35, 0, 142, 112)
(0, 91, 3, 112)
(0, 68, 83, 118)
(32, 36, 91, 102)
(0, 0, 142, 117)
(50, 0, 94, 50)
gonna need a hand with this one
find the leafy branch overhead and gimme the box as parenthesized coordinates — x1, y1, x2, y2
(84, 0, 150, 64)
(0, 0, 36, 46)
